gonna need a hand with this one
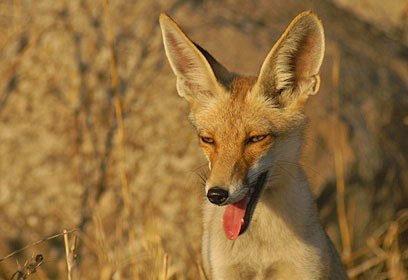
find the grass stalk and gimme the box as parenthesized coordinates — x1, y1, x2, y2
(63, 229, 78, 280)
(331, 44, 352, 264)
(102, 0, 138, 277)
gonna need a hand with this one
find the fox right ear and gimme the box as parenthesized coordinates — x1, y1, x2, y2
(255, 11, 325, 109)
(159, 14, 222, 102)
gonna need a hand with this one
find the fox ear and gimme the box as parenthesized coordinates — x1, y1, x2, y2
(159, 13, 225, 102)
(256, 11, 325, 108)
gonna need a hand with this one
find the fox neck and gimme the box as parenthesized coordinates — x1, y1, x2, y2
(263, 127, 304, 186)
(255, 131, 317, 234)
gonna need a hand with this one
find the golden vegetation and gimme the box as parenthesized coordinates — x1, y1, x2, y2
(0, 0, 407, 279)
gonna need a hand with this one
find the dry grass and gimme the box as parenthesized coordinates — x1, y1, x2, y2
(331, 44, 352, 265)
(0, 0, 407, 279)
(1, 202, 407, 279)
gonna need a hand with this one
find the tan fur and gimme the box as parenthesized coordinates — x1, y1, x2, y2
(160, 11, 348, 279)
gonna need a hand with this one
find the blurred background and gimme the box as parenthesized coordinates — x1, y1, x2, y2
(0, 0, 407, 279)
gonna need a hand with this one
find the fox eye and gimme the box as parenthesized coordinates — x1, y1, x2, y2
(247, 135, 267, 144)
(200, 136, 215, 144)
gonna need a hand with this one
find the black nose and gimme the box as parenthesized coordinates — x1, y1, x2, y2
(207, 187, 229, 205)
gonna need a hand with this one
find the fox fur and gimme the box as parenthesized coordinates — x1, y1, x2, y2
(160, 11, 348, 279)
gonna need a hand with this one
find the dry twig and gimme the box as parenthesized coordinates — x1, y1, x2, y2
(64, 229, 78, 280)
(0, 229, 78, 263)
(162, 253, 168, 280)
(102, 0, 137, 277)
(331, 44, 352, 263)
(197, 261, 209, 280)
(102, 0, 131, 214)
(10, 254, 44, 280)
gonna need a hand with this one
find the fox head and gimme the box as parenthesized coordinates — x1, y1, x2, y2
(160, 12, 324, 206)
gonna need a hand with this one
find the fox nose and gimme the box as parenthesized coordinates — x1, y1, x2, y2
(207, 187, 229, 205)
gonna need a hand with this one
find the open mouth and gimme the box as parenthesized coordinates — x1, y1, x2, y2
(222, 172, 268, 240)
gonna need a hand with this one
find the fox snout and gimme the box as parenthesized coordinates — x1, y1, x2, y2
(205, 176, 254, 206)
(207, 187, 229, 205)
(206, 180, 244, 206)
(205, 154, 252, 206)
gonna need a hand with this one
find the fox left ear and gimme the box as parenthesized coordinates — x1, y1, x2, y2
(159, 13, 229, 104)
(255, 11, 325, 109)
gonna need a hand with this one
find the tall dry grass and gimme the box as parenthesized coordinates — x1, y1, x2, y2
(1, 201, 407, 279)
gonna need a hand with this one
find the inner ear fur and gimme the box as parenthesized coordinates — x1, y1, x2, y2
(159, 13, 232, 103)
(256, 11, 325, 107)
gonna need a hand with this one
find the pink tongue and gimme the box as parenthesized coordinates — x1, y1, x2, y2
(223, 195, 249, 240)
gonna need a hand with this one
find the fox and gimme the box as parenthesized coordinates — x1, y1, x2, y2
(159, 11, 348, 279)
